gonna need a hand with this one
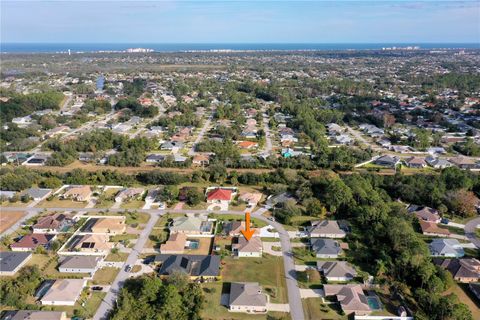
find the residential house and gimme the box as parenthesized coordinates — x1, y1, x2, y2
(146, 154, 166, 163)
(469, 283, 480, 301)
(323, 284, 372, 316)
(74, 234, 113, 254)
(40, 279, 86, 306)
(308, 220, 346, 239)
(429, 239, 465, 258)
(170, 216, 214, 235)
(144, 189, 160, 207)
(238, 192, 263, 207)
(33, 213, 73, 233)
(91, 217, 126, 235)
(310, 238, 342, 258)
(160, 233, 187, 254)
(155, 254, 220, 279)
(22, 188, 52, 201)
(222, 221, 246, 237)
(419, 220, 450, 237)
(426, 156, 452, 169)
(63, 186, 92, 202)
(374, 155, 400, 167)
(232, 236, 263, 257)
(237, 141, 258, 149)
(114, 188, 144, 203)
(58, 256, 101, 275)
(10, 234, 55, 252)
(409, 205, 441, 223)
(12, 116, 33, 127)
(161, 141, 184, 152)
(0, 191, 16, 200)
(404, 156, 427, 168)
(433, 258, 480, 283)
(228, 282, 268, 313)
(0, 251, 32, 276)
(206, 188, 236, 205)
(317, 261, 358, 282)
(192, 154, 210, 166)
(449, 156, 477, 170)
(0, 310, 68, 320)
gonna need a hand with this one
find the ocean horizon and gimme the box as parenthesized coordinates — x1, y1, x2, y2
(1, 42, 479, 53)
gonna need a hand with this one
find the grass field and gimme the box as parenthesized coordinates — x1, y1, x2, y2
(91, 267, 120, 285)
(37, 198, 87, 208)
(120, 199, 145, 209)
(302, 298, 346, 320)
(221, 254, 287, 303)
(105, 252, 129, 262)
(0, 200, 31, 207)
(444, 283, 480, 319)
(0, 211, 25, 233)
(212, 214, 268, 228)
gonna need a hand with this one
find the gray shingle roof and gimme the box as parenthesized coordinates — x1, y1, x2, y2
(0, 251, 32, 273)
(155, 254, 220, 277)
(310, 238, 341, 255)
(229, 282, 267, 307)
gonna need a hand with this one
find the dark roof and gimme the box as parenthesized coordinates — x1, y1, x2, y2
(155, 254, 220, 277)
(310, 238, 341, 255)
(433, 258, 480, 280)
(59, 256, 100, 270)
(0, 251, 32, 272)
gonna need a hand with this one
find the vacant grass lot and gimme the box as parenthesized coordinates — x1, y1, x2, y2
(105, 252, 129, 262)
(37, 198, 87, 208)
(91, 267, 119, 285)
(221, 254, 287, 303)
(212, 214, 268, 228)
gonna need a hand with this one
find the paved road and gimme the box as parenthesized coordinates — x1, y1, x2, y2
(261, 113, 273, 155)
(464, 217, 480, 248)
(250, 210, 305, 320)
(188, 114, 213, 156)
(93, 211, 160, 320)
(1, 206, 305, 320)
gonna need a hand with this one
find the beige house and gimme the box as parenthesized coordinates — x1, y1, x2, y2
(74, 234, 113, 254)
(323, 284, 372, 316)
(91, 217, 126, 234)
(232, 236, 263, 258)
(169, 216, 213, 235)
(228, 282, 268, 313)
(40, 279, 86, 306)
(160, 233, 187, 254)
(63, 185, 92, 202)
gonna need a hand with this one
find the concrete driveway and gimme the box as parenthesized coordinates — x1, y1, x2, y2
(300, 288, 325, 298)
(263, 242, 283, 256)
(207, 202, 228, 211)
(267, 303, 290, 312)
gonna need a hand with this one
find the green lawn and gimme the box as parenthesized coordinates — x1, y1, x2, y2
(292, 247, 319, 265)
(302, 298, 346, 320)
(212, 214, 268, 228)
(221, 254, 287, 303)
(120, 199, 145, 209)
(296, 269, 323, 289)
(444, 283, 480, 319)
(91, 267, 120, 285)
(110, 234, 139, 242)
(104, 252, 129, 262)
(201, 282, 290, 320)
(37, 198, 87, 208)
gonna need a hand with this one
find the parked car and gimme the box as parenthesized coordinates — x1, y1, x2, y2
(92, 286, 103, 291)
(441, 218, 450, 224)
(125, 264, 132, 272)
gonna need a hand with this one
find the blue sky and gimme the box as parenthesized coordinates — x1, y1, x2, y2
(1, 1, 479, 43)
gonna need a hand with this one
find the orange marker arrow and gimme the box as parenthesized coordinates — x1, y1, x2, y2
(241, 211, 255, 241)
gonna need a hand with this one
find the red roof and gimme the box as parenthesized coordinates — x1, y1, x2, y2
(207, 188, 232, 201)
(11, 233, 54, 249)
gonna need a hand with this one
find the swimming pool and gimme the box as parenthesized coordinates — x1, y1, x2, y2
(366, 296, 382, 310)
